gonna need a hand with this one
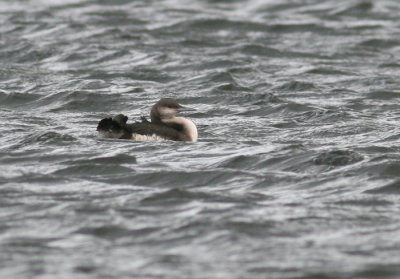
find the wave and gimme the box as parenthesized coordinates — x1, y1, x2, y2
(366, 179, 400, 194)
(5, 131, 77, 150)
(273, 81, 318, 92)
(313, 149, 364, 166)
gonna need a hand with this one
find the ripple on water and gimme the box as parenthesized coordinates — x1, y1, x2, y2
(235, 44, 282, 57)
(274, 80, 318, 92)
(365, 179, 400, 194)
(313, 150, 364, 166)
(7, 131, 78, 150)
(0, 90, 42, 106)
(68, 154, 137, 165)
(329, 1, 374, 17)
(52, 164, 134, 177)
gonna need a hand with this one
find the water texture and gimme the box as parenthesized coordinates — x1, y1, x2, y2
(1, 0, 400, 278)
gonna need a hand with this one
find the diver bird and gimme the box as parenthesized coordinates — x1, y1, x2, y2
(97, 98, 198, 142)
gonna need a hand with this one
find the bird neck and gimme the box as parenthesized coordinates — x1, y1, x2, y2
(162, 116, 198, 142)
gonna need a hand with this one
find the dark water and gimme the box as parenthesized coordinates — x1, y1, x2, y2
(1, 0, 400, 278)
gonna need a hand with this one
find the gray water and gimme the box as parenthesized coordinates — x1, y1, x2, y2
(1, 0, 400, 278)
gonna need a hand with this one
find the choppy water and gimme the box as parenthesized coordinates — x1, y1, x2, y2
(1, 0, 400, 278)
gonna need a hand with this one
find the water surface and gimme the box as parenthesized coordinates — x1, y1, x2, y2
(1, 0, 400, 278)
